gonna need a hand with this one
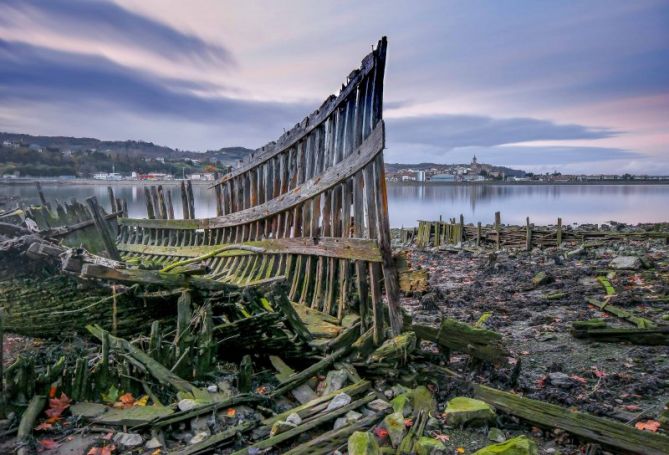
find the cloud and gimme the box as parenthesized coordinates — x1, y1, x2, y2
(387, 114, 619, 150)
(0, 39, 311, 148)
(0, 0, 233, 65)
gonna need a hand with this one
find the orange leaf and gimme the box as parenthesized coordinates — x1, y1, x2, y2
(373, 427, 389, 439)
(457, 448, 465, 454)
(404, 418, 413, 427)
(432, 431, 449, 442)
(570, 375, 587, 384)
(35, 421, 53, 431)
(226, 408, 236, 417)
(635, 420, 660, 432)
(87, 445, 115, 455)
(119, 393, 134, 404)
(48, 385, 57, 399)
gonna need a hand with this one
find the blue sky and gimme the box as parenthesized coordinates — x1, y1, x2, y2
(1, 0, 667, 173)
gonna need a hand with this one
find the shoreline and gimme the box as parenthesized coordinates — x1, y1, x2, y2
(2, 178, 669, 187)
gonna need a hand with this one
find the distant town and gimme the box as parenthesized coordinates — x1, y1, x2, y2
(2, 133, 668, 184)
(386, 155, 669, 184)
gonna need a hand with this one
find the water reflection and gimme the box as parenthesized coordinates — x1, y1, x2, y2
(2, 182, 669, 228)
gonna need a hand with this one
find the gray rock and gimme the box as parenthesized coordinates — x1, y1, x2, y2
(190, 416, 211, 434)
(326, 392, 352, 411)
(206, 384, 218, 393)
(367, 398, 391, 412)
(323, 369, 348, 395)
(442, 397, 496, 427)
(286, 412, 302, 426)
(609, 256, 641, 270)
(333, 416, 348, 431)
(144, 437, 162, 449)
(178, 398, 198, 412)
(113, 432, 143, 448)
(189, 431, 209, 445)
(548, 372, 574, 387)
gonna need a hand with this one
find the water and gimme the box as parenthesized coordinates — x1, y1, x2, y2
(2, 182, 669, 227)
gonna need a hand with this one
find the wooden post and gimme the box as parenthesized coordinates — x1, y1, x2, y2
(459, 214, 465, 244)
(495, 211, 501, 250)
(107, 186, 117, 213)
(214, 172, 224, 217)
(166, 190, 175, 220)
(121, 199, 128, 218)
(144, 187, 155, 219)
(557, 217, 563, 246)
(476, 222, 482, 247)
(186, 180, 195, 219)
(157, 185, 168, 220)
(35, 181, 48, 207)
(85, 196, 121, 261)
(526, 217, 532, 251)
(180, 180, 189, 219)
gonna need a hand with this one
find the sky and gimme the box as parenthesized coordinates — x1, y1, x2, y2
(0, 1, 667, 174)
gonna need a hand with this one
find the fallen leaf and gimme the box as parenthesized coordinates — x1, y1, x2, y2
(226, 408, 236, 417)
(592, 368, 607, 378)
(456, 448, 465, 454)
(635, 420, 660, 432)
(48, 385, 57, 399)
(404, 418, 413, 427)
(255, 386, 268, 395)
(624, 405, 640, 412)
(45, 393, 71, 419)
(38, 438, 60, 450)
(87, 444, 115, 455)
(432, 431, 450, 442)
(35, 421, 54, 431)
(570, 375, 588, 384)
(151, 450, 161, 455)
(134, 395, 149, 407)
(373, 426, 389, 439)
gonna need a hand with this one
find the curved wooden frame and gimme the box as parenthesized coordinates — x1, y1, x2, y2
(116, 37, 401, 342)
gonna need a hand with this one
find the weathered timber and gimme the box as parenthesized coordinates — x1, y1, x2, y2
(118, 237, 382, 263)
(283, 411, 388, 455)
(571, 323, 669, 345)
(413, 318, 509, 362)
(85, 197, 121, 260)
(87, 324, 197, 393)
(270, 347, 350, 398)
(586, 297, 655, 328)
(232, 393, 376, 455)
(17, 395, 46, 455)
(474, 384, 669, 455)
(171, 421, 255, 455)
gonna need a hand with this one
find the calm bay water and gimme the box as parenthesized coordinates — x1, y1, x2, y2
(2, 182, 669, 227)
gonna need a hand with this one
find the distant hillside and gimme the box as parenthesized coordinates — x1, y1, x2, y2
(0, 131, 255, 177)
(0, 132, 254, 165)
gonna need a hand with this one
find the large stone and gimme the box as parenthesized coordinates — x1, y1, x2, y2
(286, 413, 302, 426)
(383, 412, 407, 448)
(347, 431, 380, 455)
(178, 399, 198, 412)
(609, 256, 641, 270)
(113, 432, 143, 448)
(367, 398, 392, 412)
(472, 436, 538, 455)
(415, 436, 447, 455)
(145, 437, 163, 449)
(189, 432, 210, 445)
(326, 392, 352, 411)
(323, 369, 348, 395)
(442, 397, 495, 427)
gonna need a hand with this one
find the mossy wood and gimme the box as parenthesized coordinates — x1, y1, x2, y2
(474, 384, 669, 455)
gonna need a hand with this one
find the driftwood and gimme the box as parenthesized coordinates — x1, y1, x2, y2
(413, 318, 509, 362)
(474, 384, 669, 455)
